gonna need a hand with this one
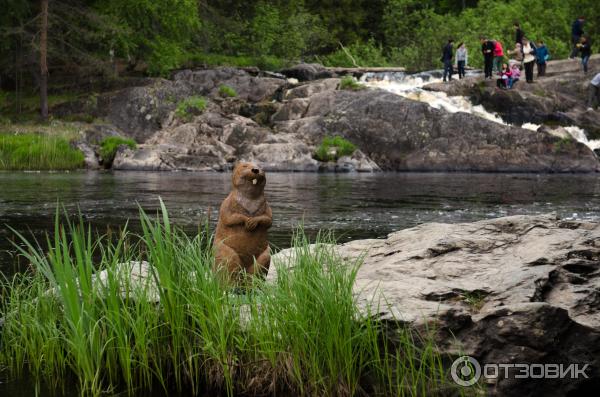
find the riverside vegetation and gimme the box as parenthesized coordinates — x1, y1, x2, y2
(0, 133, 84, 171)
(0, 203, 472, 396)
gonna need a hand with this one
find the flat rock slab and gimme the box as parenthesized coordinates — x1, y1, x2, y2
(271, 214, 600, 396)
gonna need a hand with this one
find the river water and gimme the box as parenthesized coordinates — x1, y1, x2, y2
(2, 171, 600, 277)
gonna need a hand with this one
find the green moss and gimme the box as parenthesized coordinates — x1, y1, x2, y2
(100, 136, 136, 165)
(0, 133, 84, 170)
(314, 135, 357, 162)
(218, 84, 237, 98)
(339, 76, 365, 91)
(175, 96, 207, 121)
(553, 137, 575, 152)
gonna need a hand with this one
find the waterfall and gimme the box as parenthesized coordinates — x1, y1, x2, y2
(361, 71, 600, 152)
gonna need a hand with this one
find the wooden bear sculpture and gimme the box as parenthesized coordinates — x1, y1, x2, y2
(213, 162, 272, 284)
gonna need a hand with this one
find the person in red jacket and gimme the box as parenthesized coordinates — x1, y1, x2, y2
(493, 40, 504, 73)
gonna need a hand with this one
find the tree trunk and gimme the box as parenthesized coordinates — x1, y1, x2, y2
(40, 0, 48, 120)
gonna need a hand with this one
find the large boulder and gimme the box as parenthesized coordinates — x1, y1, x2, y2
(271, 214, 600, 396)
(278, 88, 599, 172)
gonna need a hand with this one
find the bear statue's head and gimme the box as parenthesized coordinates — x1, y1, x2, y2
(232, 162, 266, 197)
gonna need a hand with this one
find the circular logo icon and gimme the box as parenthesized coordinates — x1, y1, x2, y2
(451, 355, 481, 386)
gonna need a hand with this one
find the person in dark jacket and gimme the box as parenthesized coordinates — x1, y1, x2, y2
(513, 22, 524, 46)
(535, 41, 549, 77)
(480, 36, 495, 79)
(577, 36, 592, 73)
(442, 38, 454, 82)
(570, 16, 585, 58)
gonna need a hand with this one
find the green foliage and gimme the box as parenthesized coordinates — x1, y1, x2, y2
(314, 136, 358, 162)
(553, 136, 575, 152)
(97, 0, 200, 76)
(0, 133, 84, 170)
(99, 136, 136, 165)
(339, 76, 366, 91)
(322, 39, 389, 67)
(175, 96, 207, 121)
(0, 203, 463, 396)
(218, 85, 237, 98)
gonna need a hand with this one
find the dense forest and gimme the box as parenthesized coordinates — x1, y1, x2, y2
(0, 0, 598, 107)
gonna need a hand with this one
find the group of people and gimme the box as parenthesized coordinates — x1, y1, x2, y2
(440, 17, 593, 89)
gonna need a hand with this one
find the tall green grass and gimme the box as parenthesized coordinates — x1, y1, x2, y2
(0, 202, 467, 396)
(0, 133, 84, 170)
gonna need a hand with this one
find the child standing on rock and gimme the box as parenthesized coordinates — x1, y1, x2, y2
(577, 36, 592, 73)
(535, 41, 549, 77)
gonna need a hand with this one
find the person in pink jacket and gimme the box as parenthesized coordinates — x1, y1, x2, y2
(508, 63, 521, 88)
(493, 40, 505, 73)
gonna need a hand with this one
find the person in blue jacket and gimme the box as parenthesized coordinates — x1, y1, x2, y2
(535, 41, 549, 77)
(570, 16, 585, 58)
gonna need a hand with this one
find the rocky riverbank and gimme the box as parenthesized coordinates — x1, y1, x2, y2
(54, 60, 600, 172)
(272, 214, 600, 396)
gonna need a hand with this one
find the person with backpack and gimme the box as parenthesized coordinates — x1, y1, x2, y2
(522, 37, 537, 83)
(441, 38, 454, 82)
(570, 16, 585, 59)
(480, 36, 495, 79)
(576, 36, 592, 73)
(493, 40, 504, 73)
(535, 41, 549, 77)
(455, 42, 468, 79)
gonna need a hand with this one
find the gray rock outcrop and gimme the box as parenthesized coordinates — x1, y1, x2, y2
(271, 214, 600, 396)
(56, 63, 599, 172)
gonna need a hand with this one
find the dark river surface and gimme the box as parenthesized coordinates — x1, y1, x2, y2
(1, 170, 600, 277)
(1, 170, 600, 395)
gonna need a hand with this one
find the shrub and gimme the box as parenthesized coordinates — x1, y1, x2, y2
(0, 133, 84, 170)
(218, 85, 237, 98)
(339, 76, 365, 91)
(100, 136, 136, 166)
(314, 135, 357, 162)
(175, 96, 207, 121)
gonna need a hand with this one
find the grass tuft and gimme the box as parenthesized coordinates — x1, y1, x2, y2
(99, 136, 136, 166)
(0, 203, 468, 396)
(175, 96, 207, 121)
(314, 135, 357, 162)
(0, 133, 84, 170)
(218, 85, 237, 98)
(339, 76, 366, 91)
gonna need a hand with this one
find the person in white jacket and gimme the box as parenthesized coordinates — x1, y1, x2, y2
(455, 42, 468, 79)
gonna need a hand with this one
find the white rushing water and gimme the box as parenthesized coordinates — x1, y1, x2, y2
(361, 71, 600, 152)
